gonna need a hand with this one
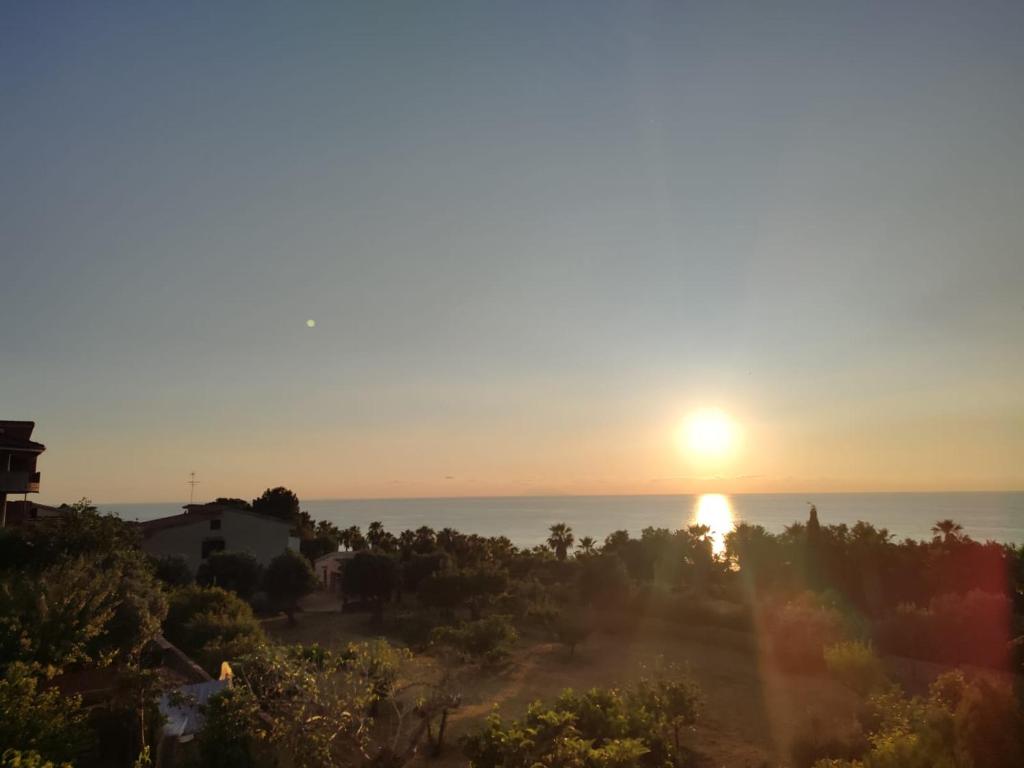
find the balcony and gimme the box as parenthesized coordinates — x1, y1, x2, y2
(0, 471, 41, 494)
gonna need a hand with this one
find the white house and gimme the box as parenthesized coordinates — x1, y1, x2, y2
(139, 503, 296, 574)
(314, 550, 356, 592)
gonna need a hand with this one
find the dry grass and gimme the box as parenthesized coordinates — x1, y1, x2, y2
(263, 593, 860, 767)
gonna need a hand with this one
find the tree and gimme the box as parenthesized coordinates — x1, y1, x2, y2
(464, 669, 703, 767)
(0, 664, 92, 765)
(578, 553, 630, 606)
(196, 551, 264, 599)
(553, 611, 592, 658)
(340, 525, 367, 552)
(342, 551, 398, 620)
(431, 616, 518, 664)
(192, 687, 266, 768)
(213, 498, 251, 511)
(547, 522, 575, 561)
(251, 487, 300, 523)
(264, 550, 317, 626)
(413, 526, 437, 554)
(931, 519, 966, 545)
(163, 585, 265, 671)
(577, 536, 597, 556)
(151, 555, 193, 587)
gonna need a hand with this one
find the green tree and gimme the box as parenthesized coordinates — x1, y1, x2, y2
(151, 555, 193, 587)
(931, 519, 966, 546)
(251, 487, 300, 523)
(431, 615, 518, 664)
(263, 550, 318, 626)
(576, 536, 597, 556)
(553, 611, 592, 658)
(163, 585, 265, 671)
(193, 687, 267, 768)
(342, 551, 398, 620)
(196, 551, 264, 599)
(213, 497, 252, 510)
(0, 664, 92, 765)
(547, 523, 575, 561)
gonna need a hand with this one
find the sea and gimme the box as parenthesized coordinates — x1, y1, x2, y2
(104, 492, 1024, 551)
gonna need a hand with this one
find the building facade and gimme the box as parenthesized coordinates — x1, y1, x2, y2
(139, 504, 296, 574)
(0, 420, 45, 528)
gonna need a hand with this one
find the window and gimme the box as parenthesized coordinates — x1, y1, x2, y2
(201, 538, 225, 559)
(210, 518, 221, 530)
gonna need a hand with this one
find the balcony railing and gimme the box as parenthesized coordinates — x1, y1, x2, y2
(0, 471, 41, 494)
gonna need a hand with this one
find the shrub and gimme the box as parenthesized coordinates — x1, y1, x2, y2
(0, 664, 92, 765)
(163, 585, 265, 671)
(151, 555, 193, 587)
(463, 667, 703, 767)
(431, 615, 518, 664)
(824, 640, 888, 697)
(1, 752, 72, 768)
(192, 687, 266, 768)
(759, 593, 846, 673)
(875, 590, 1013, 667)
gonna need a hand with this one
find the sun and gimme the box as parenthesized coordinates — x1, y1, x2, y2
(678, 408, 738, 462)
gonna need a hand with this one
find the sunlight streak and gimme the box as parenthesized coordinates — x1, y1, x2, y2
(691, 493, 735, 557)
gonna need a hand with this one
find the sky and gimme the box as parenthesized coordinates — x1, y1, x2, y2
(2, 1, 1022, 504)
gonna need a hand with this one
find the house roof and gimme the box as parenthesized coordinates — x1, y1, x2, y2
(2, 501, 64, 527)
(137, 507, 293, 536)
(0, 421, 45, 453)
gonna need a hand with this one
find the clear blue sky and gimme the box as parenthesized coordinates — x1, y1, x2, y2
(3, 1, 1022, 502)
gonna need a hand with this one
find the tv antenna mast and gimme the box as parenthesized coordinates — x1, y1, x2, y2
(187, 472, 200, 505)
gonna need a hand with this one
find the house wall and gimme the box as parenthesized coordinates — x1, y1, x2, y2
(141, 510, 292, 574)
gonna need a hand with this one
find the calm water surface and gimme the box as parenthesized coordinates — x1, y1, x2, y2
(107, 492, 1024, 551)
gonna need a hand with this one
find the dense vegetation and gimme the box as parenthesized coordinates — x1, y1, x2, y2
(1, 492, 1021, 767)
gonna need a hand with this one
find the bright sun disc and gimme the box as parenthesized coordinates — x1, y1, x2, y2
(679, 408, 737, 460)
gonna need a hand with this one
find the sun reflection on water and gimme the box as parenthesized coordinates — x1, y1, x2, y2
(691, 493, 735, 557)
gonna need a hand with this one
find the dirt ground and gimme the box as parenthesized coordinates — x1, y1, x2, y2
(264, 592, 860, 767)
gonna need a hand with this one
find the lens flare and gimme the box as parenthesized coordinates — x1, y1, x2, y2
(691, 493, 735, 556)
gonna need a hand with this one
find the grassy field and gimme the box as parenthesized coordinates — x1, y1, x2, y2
(263, 591, 860, 767)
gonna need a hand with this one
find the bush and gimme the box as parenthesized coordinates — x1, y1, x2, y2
(1, 752, 71, 768)
(192, 687, 266, 768)
(875, 590, 1013, 667)
(463, 667, 703, 767)
(0, 664, 92, 765)
(759, 593, 846, 673)
(152, 555, 193, 587)
(196, 552, 263, 600)
(163, 585, 265, 671)
(431, 615, 518, 664)
(824, 641, 888, 697)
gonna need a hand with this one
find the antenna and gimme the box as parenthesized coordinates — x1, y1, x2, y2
(187, 472, 200, 505)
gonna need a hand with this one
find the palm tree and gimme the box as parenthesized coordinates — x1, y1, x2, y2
(547, 522, 575, 561)
(367, 521, 386, 549)
(931, 519, 965, 545)
(577, 536, 597, 557)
